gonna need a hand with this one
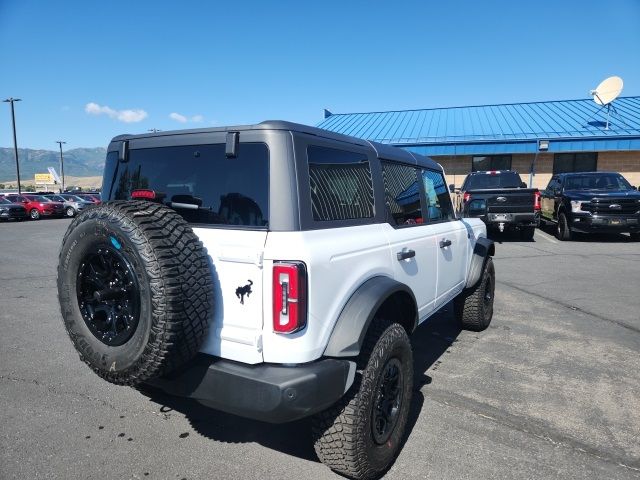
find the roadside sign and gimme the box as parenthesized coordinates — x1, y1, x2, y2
(34, 173, 53, 184)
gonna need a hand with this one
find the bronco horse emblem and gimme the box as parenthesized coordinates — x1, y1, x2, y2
(235, 280, 253, 304)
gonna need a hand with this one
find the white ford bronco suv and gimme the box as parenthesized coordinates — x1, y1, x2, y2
(57, 121, 495, 479)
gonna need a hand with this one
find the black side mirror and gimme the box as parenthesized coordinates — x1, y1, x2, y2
(520, 181, 527, 188)
(449, 184, 455, 193)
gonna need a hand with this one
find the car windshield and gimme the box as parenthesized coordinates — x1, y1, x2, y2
(465, 172, 523, 190)
(67, 195, 86, 202)
(47, 195, 64, 202)
(564, 174, 633, 191)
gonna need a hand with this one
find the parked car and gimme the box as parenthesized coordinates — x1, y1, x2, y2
(56, 121, 496, 479)
(4, 193, 65, 220)
(0, 196, 28, 221)
(75, 193, 101, 204)
(44, 194, 92, 217)
(451, 170, 540, 240)
(540, 171, 640, 241)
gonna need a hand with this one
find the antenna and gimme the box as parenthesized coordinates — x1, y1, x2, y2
(589, 76, 623, 129)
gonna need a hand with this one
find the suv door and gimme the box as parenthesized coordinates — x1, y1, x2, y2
(421, 169, 468, 308)
(541, 176, 559, 220)
(381, 162, 438, 320)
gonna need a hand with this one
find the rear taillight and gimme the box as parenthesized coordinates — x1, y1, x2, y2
(463, 192, 472, 203)
(131, 189, 156, 200)
(534, 190, 541, 211)
(273, 262, 307, 334)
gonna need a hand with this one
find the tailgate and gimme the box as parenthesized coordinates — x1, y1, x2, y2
(470, 189, 536, 214)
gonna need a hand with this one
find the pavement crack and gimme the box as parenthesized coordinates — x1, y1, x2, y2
(425, 388, 640, 473)
(497, 280, 640, 334)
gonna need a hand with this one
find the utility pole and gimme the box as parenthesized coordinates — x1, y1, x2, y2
(56, 141, 66, 192)
(3, 97, 22, 194)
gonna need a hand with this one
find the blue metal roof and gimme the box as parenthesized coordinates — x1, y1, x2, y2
(317, 96, 640, 155)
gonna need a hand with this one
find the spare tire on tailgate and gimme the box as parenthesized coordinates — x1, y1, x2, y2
(57, 200, 213, 385)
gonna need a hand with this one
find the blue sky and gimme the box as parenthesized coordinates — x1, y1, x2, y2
(1, 0, 639, 150)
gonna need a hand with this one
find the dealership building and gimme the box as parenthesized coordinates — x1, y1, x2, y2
(317, 96, 640, 190)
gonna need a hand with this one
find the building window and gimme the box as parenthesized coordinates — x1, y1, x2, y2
(472, 155, 512, 172)
(553, 153, 597, 174)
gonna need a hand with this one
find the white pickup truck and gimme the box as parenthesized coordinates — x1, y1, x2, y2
(57, 121, 495, 480)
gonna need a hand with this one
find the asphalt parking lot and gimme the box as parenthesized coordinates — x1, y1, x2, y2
(1, 219, 639, 480)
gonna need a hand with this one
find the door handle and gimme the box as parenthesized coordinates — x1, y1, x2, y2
(396, 249, 416, 261)
(439, 239, 452, 248)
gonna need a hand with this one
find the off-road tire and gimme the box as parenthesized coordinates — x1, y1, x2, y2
(556, 212, 572, 241)
(454, 257, 495, 331)
(520, 226, 535, 241)
(312, 319, 413, 480)
(57, 200, 213, 385)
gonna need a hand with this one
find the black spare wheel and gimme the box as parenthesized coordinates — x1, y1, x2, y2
(57, 200, 214, 385)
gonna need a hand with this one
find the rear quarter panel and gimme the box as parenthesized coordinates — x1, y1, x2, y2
(262, 224, 393, 364)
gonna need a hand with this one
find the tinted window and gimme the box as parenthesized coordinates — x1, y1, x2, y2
(422, 169, 455, 221)
(472, 155, 512, 172)
(382, 162, 422, 226)
(307, 146, 374, 221)
(553, 153, 597, 174)
(564, 174, 633, 191)
(113, 143, 269, 227)
(464, 172, 523, 190)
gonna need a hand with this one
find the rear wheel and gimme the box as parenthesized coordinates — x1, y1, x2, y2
(312, 319, 413, 480)
(30, 209, 40, 220)
(556, 212, 572, 241)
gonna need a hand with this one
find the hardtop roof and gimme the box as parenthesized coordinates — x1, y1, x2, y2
(111, 120, 441, 171)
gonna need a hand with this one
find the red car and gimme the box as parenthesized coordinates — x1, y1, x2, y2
(4, 194, 65, 220)
(75, 193, 101, 204)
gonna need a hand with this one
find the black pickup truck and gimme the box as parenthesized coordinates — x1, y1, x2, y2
(540, 171, 640, 241)
(451, 170, 540, 240)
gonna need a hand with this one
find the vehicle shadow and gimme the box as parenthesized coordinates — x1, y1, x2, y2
(137, 306, 461, 470)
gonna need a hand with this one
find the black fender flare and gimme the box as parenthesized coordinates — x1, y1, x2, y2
(323, 276, 417, 358)
(465, 237, 495, 288)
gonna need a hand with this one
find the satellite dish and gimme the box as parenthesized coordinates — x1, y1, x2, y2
(590, 76, 623, 105)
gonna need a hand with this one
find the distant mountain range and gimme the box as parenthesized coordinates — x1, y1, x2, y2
(0, 147, 106, 181)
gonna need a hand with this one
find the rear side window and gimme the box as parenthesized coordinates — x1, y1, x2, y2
(307, 145, 374, 221)
(382, 162, 423, 226)
(112, 143, 269, 227)
(422, 169, 455, 221)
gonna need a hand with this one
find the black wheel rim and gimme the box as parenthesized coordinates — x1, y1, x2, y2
(76, 242, 140, 346)
(371, 357, 404, 445)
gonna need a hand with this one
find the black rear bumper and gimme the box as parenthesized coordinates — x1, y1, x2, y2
(473, 212, 539, 228)
(146, 355, 355, 424)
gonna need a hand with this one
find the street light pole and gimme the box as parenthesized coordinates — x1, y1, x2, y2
(3, 97, 22, 194)
(56, 141, 66, 192)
